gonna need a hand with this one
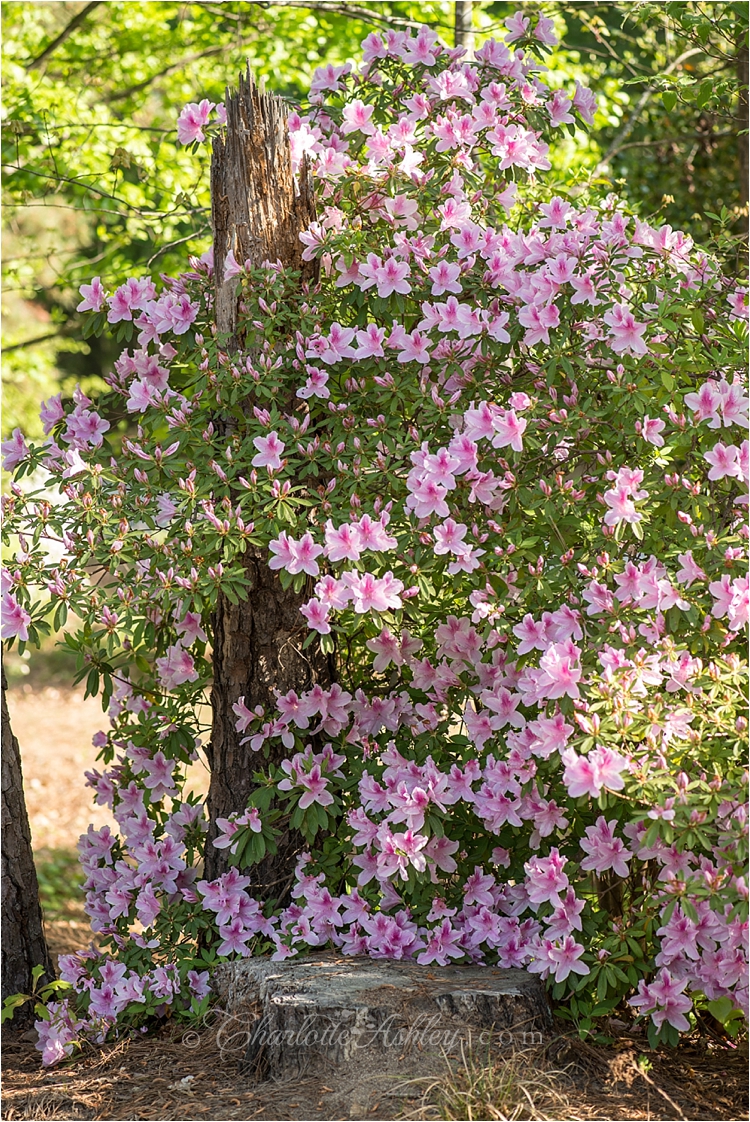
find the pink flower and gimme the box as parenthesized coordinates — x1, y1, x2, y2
(518, 301, 560, 346)
(321, 322, 356, 363)
(428, 260, 462, 296)
(603, 303, 649, 355)
(629, 969, 693, 1033)
(297, 366, 330, 400)
(433, 518, 469, 556)
(251, 431, 285, 470)
(63, 406, 110, 449)
(289, 533, 324, 577)
(39, 394, 64, 434)
(525, 848, 569, 907)
(354, 323, 386, 360)
(222, 249, 243, 281)
(374, 258, 411, 298)
(402, 25, 440, 67)
(684, 381, 721, 426)
(341, 98, 375, 135)
(536, 641, 582, 699)
(539, 197, 572, 228)
(504, 11, 530, 41)
(405, 476, 450, 518)
(342, 570, 403, 614)
(534, 15, 558, 45)
(397, 330, 431, 364)
(177, 99, 215, 145)
(366, 628, 402, 672)
(580, 817, 631, 878)
(298, 764, 334, 810)
(216, 917, 252, 957)
(547, 91, 574, 128)
(491, 409, 527, 452)
(141, 751, 177, 800)
(324, 520, 362, 562)
(176, 611, 207, 645)
(76, 276, 107, 312)
(269, 531, 296, 571)
(704, 442, 742, 481)
(269, 531, 323, 577)
(1, 593, 31, 641)
(571, 271, 600, 306)
(155, 643, 199, 690)
(417, 919, 463, 966)
(573, 82, 597, 125)
(638, 415, 666, 447)
(548, 935, 589, 982)
(300, 598, 331, 634)
(1, 428, 28, 471)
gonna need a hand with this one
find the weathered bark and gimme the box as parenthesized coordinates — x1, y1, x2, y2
(2, 665, 55, 1013)
(205, 68, 331, 893)
(212, 954, 552, 1085)
(737, 41, 748, 207)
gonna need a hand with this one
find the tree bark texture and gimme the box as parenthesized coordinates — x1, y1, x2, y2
(2, 664, 55, 1011)
(205, 68, 331, 893)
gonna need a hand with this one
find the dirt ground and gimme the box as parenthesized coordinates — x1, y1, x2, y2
(3, 1018, 748, 1122)
(3, 684, 748, 1122)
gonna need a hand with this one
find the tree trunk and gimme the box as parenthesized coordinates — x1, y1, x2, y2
(2, 665, 55, 1013)
(205, 68, 332, 895)
(454, 0, 473, 52)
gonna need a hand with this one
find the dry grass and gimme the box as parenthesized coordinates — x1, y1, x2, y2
(394, 1032, 750, 1122)
(397, 1042, 576, 1121)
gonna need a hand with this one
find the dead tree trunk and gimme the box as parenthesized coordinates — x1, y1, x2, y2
(2, 664, 55, 1012)
(205, 68, 332, 895)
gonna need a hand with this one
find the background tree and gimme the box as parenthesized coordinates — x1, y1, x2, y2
(3, 2, 747, 438)
(2, 665, 55, 1012)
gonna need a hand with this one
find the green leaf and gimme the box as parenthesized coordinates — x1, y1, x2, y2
(662, 91, 677, 112)
(706, 996, 735, 1024)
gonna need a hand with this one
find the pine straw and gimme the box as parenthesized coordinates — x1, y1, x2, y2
(395, 1042, 576, 1121)
(394, 1031, 749, 1122)
(3, 1020, 747, 1122)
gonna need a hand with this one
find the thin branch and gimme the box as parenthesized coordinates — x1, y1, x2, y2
(257, 0, 452, 33)
(104, 44, 231, 103)
(26, 1, 102, 71)
(603, 128, 734, 162)
(592, 46, 705, 177)
(147, 225, 212, 267)
(3, 163, 147, 212)
(3, 333, 62, 354)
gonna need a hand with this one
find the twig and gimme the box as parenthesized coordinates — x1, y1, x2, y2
(592, 46, 705, 177)
(26, 1, 102, 71)
(3, 333, 62, 354)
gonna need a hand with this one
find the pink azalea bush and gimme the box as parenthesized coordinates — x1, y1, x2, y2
(2, 14, 748, 1063)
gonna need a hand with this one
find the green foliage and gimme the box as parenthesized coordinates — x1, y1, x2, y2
(3, 2, 746, 438)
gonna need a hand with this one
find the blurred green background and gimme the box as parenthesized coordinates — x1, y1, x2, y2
(2, 0, 748, 439)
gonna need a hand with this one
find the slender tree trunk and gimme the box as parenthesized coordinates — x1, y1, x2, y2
(205, 68, 332, 896)
(737, 40, 748, 206)
(454, 0, 473, 52)
(2, 665, 55, 1013)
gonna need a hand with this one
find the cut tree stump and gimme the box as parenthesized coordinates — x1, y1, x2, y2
(211, 953, 552, 1082)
